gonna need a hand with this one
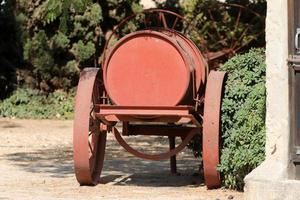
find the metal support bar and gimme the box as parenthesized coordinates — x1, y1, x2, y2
(96, 105, 202, 126)
(112, 127, 200, 161)
(126, 124, 200, 137)
(169, 136, 177, 174)
(97, 105, 193, 116)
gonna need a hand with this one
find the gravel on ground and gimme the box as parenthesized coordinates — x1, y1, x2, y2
(0, 118, 243, 200)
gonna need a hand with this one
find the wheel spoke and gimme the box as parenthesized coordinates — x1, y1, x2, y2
(232, 26, 250, 49)
(88, 140, 94, 157)
(89, 105, 95, 119)
(89, 124, 99, 136)
(207, 10, 221, 40)
(159, 12, 168, 29)
(171, 17, 179, 29)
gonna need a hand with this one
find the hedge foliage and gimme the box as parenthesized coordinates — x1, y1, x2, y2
(18, 0, 102, 91)
(218, 48, 266, 190)
(0, 88, 74, 119)
(180, 0, 266, 53)
(9, 0, 142, 93)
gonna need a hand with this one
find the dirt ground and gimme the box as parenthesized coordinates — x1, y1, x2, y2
(0, 118, 243, 200)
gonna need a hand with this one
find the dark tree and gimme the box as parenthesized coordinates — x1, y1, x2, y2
(0, 0, 22, 99)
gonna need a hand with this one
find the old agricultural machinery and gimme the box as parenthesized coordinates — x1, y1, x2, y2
(73, 9, 229, 188)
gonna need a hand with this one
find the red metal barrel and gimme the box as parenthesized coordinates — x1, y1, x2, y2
(103, 30, 207, 106)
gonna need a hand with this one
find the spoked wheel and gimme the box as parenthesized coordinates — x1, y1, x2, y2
(73, 68, 107, 185)
(102, 7, 265, 68)
(202, 71, 226, 189)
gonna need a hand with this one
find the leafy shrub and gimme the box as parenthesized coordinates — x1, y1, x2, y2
(161, 0, 266, 59)
(0, 88, 75, 119)
(15, 0, 142, 92)
(218, 48, 266, 190)
(181, 0, 266, 51)
(187, 48, 266, 190)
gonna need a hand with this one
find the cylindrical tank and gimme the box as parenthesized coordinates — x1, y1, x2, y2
(103, 30, 207, 106)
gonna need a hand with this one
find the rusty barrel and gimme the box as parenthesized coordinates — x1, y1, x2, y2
(103, 30, 207, 106)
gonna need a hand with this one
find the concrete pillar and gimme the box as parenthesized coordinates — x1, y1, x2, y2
(244, 0, 300, 198)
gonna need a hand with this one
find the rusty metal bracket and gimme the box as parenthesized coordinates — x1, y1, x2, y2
(113, 127, 200, 161)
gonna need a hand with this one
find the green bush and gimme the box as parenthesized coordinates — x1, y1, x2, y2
(15, 0, 142, 92)
(180, 0, 266, 53)
(0, 88, 75, 119)
(218, 48, 266, 190)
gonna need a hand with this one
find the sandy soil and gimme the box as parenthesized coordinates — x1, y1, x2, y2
(0, 118, 243, 200)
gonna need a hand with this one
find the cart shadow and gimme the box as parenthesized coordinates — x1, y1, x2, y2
(101, 155, 203, 187)
(3, 146, 73, 178)
(0, 120, 23, 128)
(3, 138, 203, 187)
(101, 172, 203, 187)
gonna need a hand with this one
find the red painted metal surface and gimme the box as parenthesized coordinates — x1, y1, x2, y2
(113, 127, 200, 161)
(96, 105, 200, 125)
(97, 105, 193, 116)
(73, 68, 107, 185)
(202, 71, 226, 189)
(103, 30, 207, 106)
(173, 32, 208, 92)
(100, 114, 188, 124)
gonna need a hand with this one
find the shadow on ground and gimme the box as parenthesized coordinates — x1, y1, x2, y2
(3, 146, 73, 178)
(101, 172, 204, 187)
(0, 120, 23, 128)
(3, 136, 203, 187)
